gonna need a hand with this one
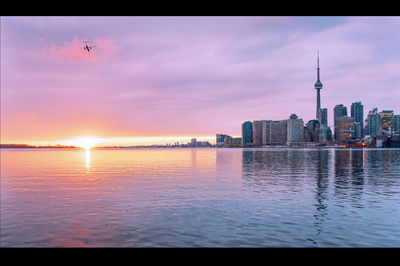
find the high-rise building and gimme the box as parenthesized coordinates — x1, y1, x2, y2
(252, 121, 264, 147)
(286, 114, 305, 146)
(318, 108, 328, 126)
(319, 124, 330, 143)
(241, 121, 253, 146)
(351, 101, 364, 137)
(306, 119, 320, 143)
(336, 116, 355, 142)
(253, 119, 290, 146)
(394, 115, 400, 133)
(379, 110, 394, 132)
(265, 120, 288, 145)
(304, 126, 311, 142)
(354, 122, 362, 139)
(334, 104, 347, 140)
(366, 108, 381, 136)
(364, 118, 369, 137)
(314, 51, 323, 120)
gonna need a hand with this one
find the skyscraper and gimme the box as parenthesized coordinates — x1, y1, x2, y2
(286, 114, 305, 146)
(366, 108, 381, 136)
(379, 110, 394, 132)
(314, 51, 323, 120)
(351, 101, 364, 137)
(319, 124, 331, 143)
(354, 122, 362, 139)
(334, 104, 347, 140)
(265, 120, 288, 145)
(306, 119, 320, 143)
(336, 116, 355, 142)
(318, 107, 328, 126)
(252, 121, 264, 147)
(241, 121, 253, 146)
(394, 115, 400, 133)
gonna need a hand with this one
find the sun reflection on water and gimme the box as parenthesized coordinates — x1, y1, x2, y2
(85, 149, 91, 171)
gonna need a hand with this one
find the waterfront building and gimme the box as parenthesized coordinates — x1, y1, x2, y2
(334, 104, 348, 140)
(354, 122, 362, 139)
(265, 120, 288, 145)
(318, 108, 328, 126)
(253, 119, 289, 146)
(314, 51, 323, 120)
(351, 101, 364, 137)
(319, 124, 330, 143)
(327, 127, 333, 141)
(286, 114, 305, 146)
(336, 116, 355, 142)
(190, 138, 197, 147)
(252, 121, 264, 146)
(366, 108, 381, 136)
(304, 126, 311, 142)
(364, 118, 369, 137)
(216, 134, 231, 147)
(241, 121, 253, 146)
(379, 110, 394, 132)
(394, 115, 400, 133)
(306, 119, 320, 143)
(197, 141, 212, 147)
(224, 137, 242, 147)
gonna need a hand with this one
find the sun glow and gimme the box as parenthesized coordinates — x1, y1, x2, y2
(70, 136, 100, 150)
(55, 136, 215, 149)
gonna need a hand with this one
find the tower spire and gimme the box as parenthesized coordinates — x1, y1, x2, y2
(317, 50, 320, 81)
(314, 50, 323, 120)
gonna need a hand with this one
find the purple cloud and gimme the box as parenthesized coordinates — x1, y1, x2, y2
(1, 16, 399, 144)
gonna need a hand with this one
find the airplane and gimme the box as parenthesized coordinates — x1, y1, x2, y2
(83, 41, 96, 52)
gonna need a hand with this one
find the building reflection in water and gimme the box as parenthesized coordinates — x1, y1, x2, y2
(333, 148, 365, 203)
(191, 149, 197, 169)
(363, 148, 398, 188)
(241, 149, 297, 190)
(350, 149, 364, 186)
(312, 149, 330, 244)
(240, 148, 370, 245)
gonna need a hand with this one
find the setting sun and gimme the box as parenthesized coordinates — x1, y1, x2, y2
(69, 136, 100, 150)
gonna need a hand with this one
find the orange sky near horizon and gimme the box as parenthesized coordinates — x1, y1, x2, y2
(2, 17, 400, 147)
(1, 136, 218, 147)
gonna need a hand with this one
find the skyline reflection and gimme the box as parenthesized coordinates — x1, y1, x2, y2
(239, 148, 400, 246)
(1, 148, 399, 247)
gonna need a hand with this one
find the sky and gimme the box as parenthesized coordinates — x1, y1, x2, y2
(1, 16, 400, 146)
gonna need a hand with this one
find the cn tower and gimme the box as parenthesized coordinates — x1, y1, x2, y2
(314, 51, 323, 120)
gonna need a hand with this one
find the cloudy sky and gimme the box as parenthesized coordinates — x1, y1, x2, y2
(1, 16, 399, 145)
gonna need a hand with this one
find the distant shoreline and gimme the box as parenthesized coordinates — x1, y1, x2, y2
(1, 144, 399, 150)
(0, 144, 77, 149)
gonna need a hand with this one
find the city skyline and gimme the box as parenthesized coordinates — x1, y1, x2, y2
(1, 16, 400, 146)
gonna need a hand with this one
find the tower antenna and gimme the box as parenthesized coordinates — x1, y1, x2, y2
(317, 50, 320, 81)
(314, 50, 323, 120)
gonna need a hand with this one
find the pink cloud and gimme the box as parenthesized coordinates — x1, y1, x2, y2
(43, 36, 118, 61)
(16, 112, 38, 119)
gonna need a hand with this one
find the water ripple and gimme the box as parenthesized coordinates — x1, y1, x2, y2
(1, 148, 400, 247)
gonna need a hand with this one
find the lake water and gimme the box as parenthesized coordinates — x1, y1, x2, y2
(1, 148, 399, 247)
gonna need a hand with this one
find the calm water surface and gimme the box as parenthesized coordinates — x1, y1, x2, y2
(1, 148, 399, 247)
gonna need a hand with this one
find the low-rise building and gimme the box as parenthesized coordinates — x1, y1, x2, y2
(223, 137, 242, 147)
(216, 134, 231, 147)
